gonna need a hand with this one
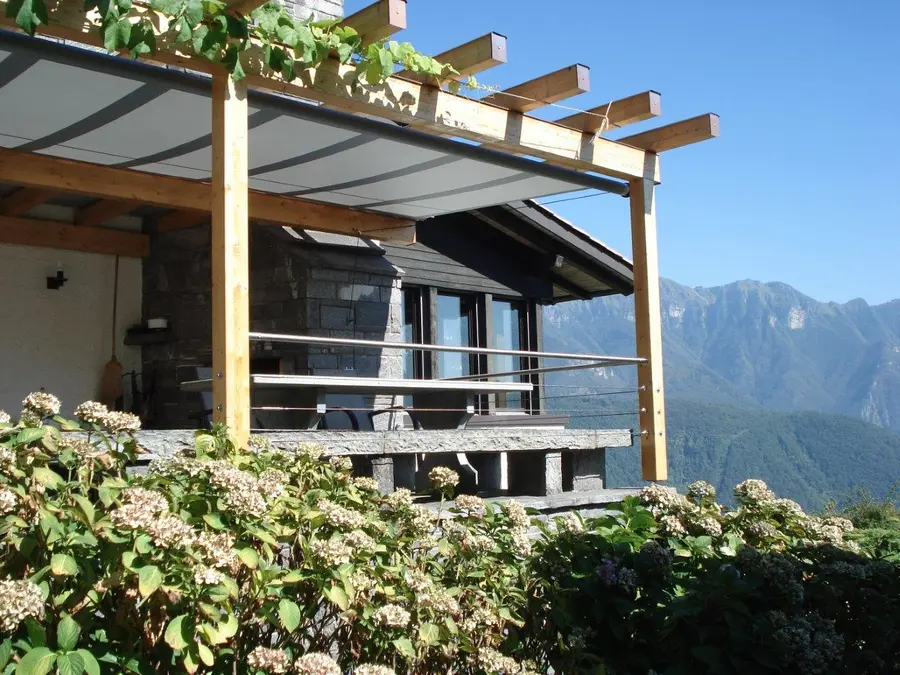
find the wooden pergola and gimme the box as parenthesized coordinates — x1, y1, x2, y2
(0, 0, 719, 480)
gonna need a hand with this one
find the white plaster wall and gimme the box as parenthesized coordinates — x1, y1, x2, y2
(0, 211, 142, 416)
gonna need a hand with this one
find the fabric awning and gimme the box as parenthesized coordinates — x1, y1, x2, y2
(0, 31, 627, 220)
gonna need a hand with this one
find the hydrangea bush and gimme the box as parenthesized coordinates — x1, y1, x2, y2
(523, 480, 900, 674)
(0, 395, 537, 674)
(2, 393, 899, 675)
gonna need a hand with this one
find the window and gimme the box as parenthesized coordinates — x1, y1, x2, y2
(492, 299, 527, 410)
(401, 286, 541, 414)
(401, 287, 426, 379)
(435, 293, 478, 378)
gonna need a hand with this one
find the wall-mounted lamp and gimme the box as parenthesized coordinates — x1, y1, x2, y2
(47, 265, 68, 290)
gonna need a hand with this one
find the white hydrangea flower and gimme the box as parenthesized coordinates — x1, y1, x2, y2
(0, 579, 45, 632)
(353, 476, 380, 492)
(557, 513, 583, 534)
(247, 646, 291, 674)
(258, 469, 288, 500)
(373, 603, 411, 628)
(0, 448, 14, 475)
(344, 529, 376, 552)
(0, 410, 10, 424)
(193, 565, 224, 586)
(384, 488, 413, 509)
(317, 499, 367, 530)
(22, 392, 60, 417)
(103, 411, 141, 434)
(296, 443, 325, 461)
(416, 588, 460, 617)
(355, 665, 396, 675)
(503, 500, 530, 528)
(329, 456, 353, 472)
(0, 489, 18, 517)
(734, 479, 775, 506)
(73, 401, 109, 425)
(454, 494, 484, 512)
(511, 526, 532, 556)
(475, 647, 520, 675)
(294, 652, 340, 675)
(195, 531, 239, 571)
(403, 568, 432, 592)
(310, 538, 352, 566)
(428, 466, 459, 491)
(659, 514, 687, 537)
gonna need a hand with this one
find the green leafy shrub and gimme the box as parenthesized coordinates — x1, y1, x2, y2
(524, 480, 900, 675)
(0, 395, 536, 674)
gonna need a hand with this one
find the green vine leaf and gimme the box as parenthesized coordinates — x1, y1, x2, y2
(9, 0, 49, 35)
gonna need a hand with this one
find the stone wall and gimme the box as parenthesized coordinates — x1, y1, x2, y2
(281, 0, 343, 21)
(141, 225, 403, 429)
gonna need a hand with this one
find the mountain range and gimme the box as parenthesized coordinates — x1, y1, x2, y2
(542, 278, 900, 508)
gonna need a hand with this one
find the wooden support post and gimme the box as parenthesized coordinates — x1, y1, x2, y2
(211, 73, 251, 448)
(629, 177, 667, 481)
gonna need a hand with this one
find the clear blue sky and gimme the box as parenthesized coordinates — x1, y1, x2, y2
(345, 0, 900, 304)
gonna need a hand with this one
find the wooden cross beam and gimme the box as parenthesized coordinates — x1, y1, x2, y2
(0, 187, 57, 216)
(483, 64, 591, 113)
(74, 199, 139, 227)
(0, 215, 149, 257)
(619, 113, 720, 152)
(396, 32, 508, 83)
(341, 0, 406, 45)
(555, 91, 662, 134)
(0, 148, 416, 242)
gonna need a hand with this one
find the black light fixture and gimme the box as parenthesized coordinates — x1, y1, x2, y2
(47, 265, 68, 290)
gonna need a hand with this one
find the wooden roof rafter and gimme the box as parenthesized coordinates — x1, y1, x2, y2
(0, 214, 149, 257)
(341, 0, 406, 45)
(74, 199, 139, 227)
(555, 91, 662, 134)
(482, 64, 591, 113)
(0, 187, 58, 216)
(396, 32, 508, 84)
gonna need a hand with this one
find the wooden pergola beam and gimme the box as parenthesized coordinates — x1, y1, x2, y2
(0, 215, 149, 257)
(0, 5, 656, 182)
(396, 32, 507, 83)
(0, 148, 416, 242)
(483, 64, 591, 113)
(0, 187, 57, 216)
(74, 199, 138, 227)
(211, 73, 251, 447)
(555, 91, 662, 134)
(341, 0, 406, 45)
(629, 177, 666, 481)
(619, 113, 720, 153)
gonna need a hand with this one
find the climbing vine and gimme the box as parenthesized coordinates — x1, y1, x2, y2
(6, 0, 472, 90)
